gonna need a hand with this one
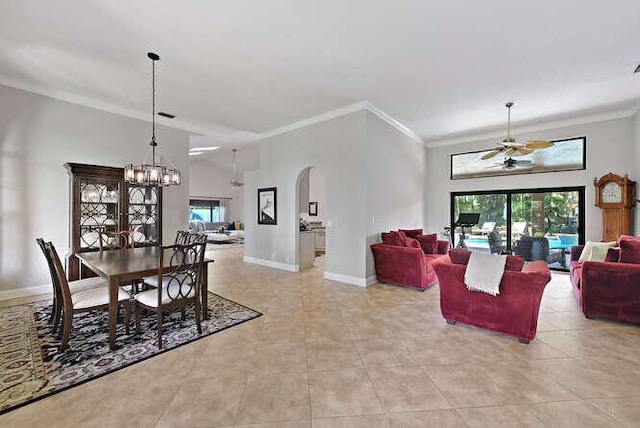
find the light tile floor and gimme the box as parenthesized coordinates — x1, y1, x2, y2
(2, 247, 640, 427)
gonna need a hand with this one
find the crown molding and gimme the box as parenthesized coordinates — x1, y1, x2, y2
(631, 100, 640, 116)
(364, 102, 425, 145)
(0, 74, 229, 136)
(426, 108, 636, 148)
(259, 101, 424, 144)
(259, 101, 368, 139)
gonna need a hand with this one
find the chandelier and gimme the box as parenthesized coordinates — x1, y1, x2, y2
(125, 52, 181, 187)
(230, 149, 244, 187)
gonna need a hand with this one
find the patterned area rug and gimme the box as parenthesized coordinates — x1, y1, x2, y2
(0, 293, 261, 414)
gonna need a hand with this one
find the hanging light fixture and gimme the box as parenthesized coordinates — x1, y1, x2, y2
(125, 52, 181, 187)
(230, 149, 244, 187)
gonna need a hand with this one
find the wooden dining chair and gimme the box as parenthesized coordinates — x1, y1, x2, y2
(44, 241, 132, 351)
(36, 238, 108, 333)
(134, 242, 206, 348)
(142, 232, 206, 290)
(98, 230, 135, 251)
(98, 229, 143, 293)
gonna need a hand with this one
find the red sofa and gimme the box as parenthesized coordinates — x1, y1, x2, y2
(569, 237, 640, 324)
(432, 249, 551, 343)
(370, 229, 449, 290)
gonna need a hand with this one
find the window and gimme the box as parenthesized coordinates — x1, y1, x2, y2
(451, 186, 585, 271)
(189, 199, 221, 222)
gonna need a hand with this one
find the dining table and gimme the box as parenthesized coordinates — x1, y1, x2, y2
(75, 246, 213, 350)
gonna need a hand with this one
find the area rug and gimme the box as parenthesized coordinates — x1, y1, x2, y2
(0, 292, 261, 414)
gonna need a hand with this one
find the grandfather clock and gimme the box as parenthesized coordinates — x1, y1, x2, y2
(594, 173, 636, 241)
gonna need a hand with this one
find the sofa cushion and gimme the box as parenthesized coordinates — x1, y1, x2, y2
(416, 234, 438, 254)
(381, 231, 405, 246)
(448, 249, 524, 271)
(399, 228, 423, 238)
(620, 239, 640, 264)
(578, 241, 616, 262)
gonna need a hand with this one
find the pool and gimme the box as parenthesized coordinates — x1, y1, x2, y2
(462, 234, 578, 249)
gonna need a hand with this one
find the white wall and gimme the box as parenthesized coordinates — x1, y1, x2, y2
(244, 110, 368, 283)
(0, 85, 191, 296)
(243, 108, 428, 286)
(365, 111, 428, 279)
(189, 159, 244, 222)
(425, 116, 636, 242)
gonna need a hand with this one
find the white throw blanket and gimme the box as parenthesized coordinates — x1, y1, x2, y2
(464, 251, 507, 296)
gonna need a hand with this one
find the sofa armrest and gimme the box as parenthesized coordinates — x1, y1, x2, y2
(570, 245, 584, 261)
(437, 240, 450, 255)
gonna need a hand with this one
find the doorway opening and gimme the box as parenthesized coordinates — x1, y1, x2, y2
(296, 167, 326, 270)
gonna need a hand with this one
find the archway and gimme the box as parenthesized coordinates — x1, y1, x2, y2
(295, 166, 326, 271)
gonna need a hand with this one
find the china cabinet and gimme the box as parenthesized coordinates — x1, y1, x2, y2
(64, 163, 162, 280)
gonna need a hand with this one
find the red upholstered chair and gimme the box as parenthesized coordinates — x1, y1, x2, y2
(432, 249, 551, 343)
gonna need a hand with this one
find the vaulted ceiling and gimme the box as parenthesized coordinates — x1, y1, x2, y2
(2, 1, 639, 150)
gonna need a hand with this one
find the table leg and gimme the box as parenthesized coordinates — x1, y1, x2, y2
(109, 277, 118, 350)
(201, 264, 209, 320)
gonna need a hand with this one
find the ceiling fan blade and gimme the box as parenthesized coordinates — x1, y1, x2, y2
(481, 150, 501, 160)
(512, 147, 535, 156)
(506, 148, 519, 156)
(526, 140, 554, 149)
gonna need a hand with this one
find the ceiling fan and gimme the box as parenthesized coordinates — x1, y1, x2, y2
(481, 102, 554, 161)
(486, 156, 534, 171)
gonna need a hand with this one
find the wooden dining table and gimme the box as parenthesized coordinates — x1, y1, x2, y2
(75, 246, 213, 350)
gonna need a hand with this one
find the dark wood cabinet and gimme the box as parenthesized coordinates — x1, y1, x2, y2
(65, 163, 162, 280)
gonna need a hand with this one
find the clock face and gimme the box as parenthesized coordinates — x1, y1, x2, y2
(602, 182, 622, 203)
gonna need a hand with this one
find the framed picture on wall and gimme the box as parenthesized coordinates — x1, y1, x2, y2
(258, 187, 277, 225)
(309, 202, 318, 216)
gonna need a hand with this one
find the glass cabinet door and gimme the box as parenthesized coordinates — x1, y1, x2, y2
(79, 178, 121, 249)
(127, 185, 160, 245)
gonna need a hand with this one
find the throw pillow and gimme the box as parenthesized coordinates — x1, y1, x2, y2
(505, 256, 525, 272)
(578, 241, 616, 263)
(619, 239, 640, 264)
(381, 231, 404, 247)
(399, 228, 423, 238)
(605, 247, 620, 263)
(449, 248, 471, 265)
(405, 237, 422, 249)
(416, 234, 438, 254)
(448, 248, 524, 271)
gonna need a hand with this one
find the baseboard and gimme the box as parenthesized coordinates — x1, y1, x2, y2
(243, 256, 297, 272)
(366, 275, 378, 286)
(0, 284, 52, 302)
(323, 271, 368, 287)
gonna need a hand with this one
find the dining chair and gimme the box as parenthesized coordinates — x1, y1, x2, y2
(98, 230, 135, 251)
(98, 229, 143, 293)
(134, 241, 206, 348)
(44, 241, 132, 351)
(36, 238, 108, 333)
(142, 232, 206, 290)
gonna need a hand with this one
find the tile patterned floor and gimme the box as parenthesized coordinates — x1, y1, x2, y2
(2, 247, 640, 427)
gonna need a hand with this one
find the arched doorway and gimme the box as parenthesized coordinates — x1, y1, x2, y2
(296, 166, 326, 271)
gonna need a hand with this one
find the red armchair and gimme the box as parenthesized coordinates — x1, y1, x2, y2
(370, 237, 448, 291)
(570, 242, 640, 324)
(432, 250, 551, 343)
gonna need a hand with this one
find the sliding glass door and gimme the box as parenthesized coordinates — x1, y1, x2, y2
(451, 187, 584, 271)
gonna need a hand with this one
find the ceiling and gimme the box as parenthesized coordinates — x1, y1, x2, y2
(2, 0, 640, 153)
